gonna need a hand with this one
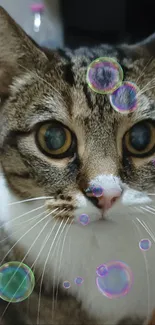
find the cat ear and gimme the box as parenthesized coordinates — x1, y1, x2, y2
(122, 33, 155, 59)
(0, 6, 47, 98)
(138, 33, 155, 56)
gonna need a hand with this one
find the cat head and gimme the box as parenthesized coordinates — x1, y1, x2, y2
(0, 6, 155, 224)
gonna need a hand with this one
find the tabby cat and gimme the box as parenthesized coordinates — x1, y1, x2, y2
(1, 6, 155, 325)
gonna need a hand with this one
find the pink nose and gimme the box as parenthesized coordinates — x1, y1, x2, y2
(98, 193, 121, 211)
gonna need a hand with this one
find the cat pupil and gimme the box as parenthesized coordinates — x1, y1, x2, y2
(45, 127, 66, 150)
(129, 123, 150, 151)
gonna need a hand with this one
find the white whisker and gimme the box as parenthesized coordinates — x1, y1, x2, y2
(132, 219, 150, 318)
(137, 76, 155, 96)
(51, 231, 62, 320)
(0, 205, 46, 230)
(31, 219, 59, 271)
(0, 208, 58, 266)
(37, 218, 65, 325)
(51, 217, 71, 322)
(145, 206, 155, 212)
(0, 210, 49, 244)
(8, 196, 53, 205)
(32, 227, 53, 276)
(136, 57, 153, 83)
(134, 207, 145, 214)
(53, 219, 73, 321)
(136, 218, 155, 243)
(140, 206, 155, 216)
(138, 84, 155, 96)
(8, 207, 46, 225)
(32, 209, 66, 277)
(134, 206, 155, 228)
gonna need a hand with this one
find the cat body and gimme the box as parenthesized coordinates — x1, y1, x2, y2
(0, 6, 155, 325)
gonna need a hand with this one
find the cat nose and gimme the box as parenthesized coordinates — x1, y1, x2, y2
(85, 188, 121, 211)
(97, 193, 121, 211)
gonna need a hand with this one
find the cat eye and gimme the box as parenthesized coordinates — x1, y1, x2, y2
(123, 121, 155, 157)
(36, 122, 75, 158)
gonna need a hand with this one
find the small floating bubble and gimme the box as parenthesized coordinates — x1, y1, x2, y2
(0, 262, 35, 303)
(63, 281, 71, 289)
(139, 238, 151, 251)
(109, 81, 139, 114)
(78, 214, 90, 226)
(92, 186, 104, 198)
(86, 57, 123, 94)
(74, 277, 84, 286)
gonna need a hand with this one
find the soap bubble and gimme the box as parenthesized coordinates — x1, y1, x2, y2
(74, 277, 84, 286)
(86, 57, 123, 94)
(63, 281, 71, 289)
(96, 264, 108, 277)
(92, 186, 104, 197)
(96, 260, 133, 299)
(0, 262, 35, 303)
(139, 239, 151, 251)
(109, 81, 139, 114)
(78, 214, 90, 226)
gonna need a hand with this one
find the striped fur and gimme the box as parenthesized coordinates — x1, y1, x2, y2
(0, 6, 155, 325)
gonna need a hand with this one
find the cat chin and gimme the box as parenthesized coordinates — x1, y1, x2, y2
(1, 175, 155, 324)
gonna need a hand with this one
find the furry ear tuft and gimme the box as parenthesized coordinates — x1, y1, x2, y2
(0, 62, 17, 98)
(138, 33, 155, 57)
(0, 6, 47, 99)
(0, 6, 46, 64)
(121, 33, 155, 60)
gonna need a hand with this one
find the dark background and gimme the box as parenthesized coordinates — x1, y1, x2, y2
(61, 0, 155, 48)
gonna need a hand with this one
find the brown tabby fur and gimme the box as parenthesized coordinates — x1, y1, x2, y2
(0, 6, 155, 325)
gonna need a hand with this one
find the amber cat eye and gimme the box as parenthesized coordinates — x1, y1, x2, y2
(123, 121, 155, 157)
(36, 122, 74, 158)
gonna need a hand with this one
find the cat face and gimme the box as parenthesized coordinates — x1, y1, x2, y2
(2, 7, 155, 324)
(0, 7, 155, 225)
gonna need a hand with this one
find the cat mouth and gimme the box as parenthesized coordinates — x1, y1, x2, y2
(99, 212, 107, 220)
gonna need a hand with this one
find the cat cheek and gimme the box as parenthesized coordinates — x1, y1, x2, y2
(122, 188, 152, 206)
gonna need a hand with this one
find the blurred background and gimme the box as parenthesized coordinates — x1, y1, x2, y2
(1, 0, 155, 49)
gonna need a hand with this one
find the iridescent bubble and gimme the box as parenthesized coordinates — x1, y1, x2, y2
(78, 214, 90, 226)
(139, 239, 151, 251)
(92, 186, 104, 198)
(96, 264, 108, 277)
(63, 281, 71, 289)
(96, 260, 133, 299)
(0, 262, 35, 303)
(86, 57, 123, 94)
(109, 81, 139, 114)
(74, 277, 84, 286)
